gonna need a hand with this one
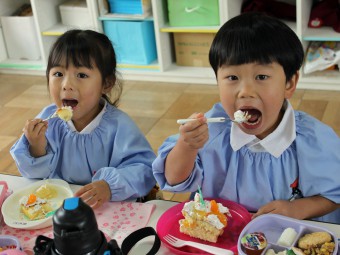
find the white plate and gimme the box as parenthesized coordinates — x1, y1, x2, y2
(1, 179, 73, 230)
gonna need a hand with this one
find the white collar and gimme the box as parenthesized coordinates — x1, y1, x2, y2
(230, 100, 296, 158)
(68, 99, 107, 134)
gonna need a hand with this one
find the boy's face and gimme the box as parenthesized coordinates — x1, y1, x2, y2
(217, 62, 297, 139)
(48, 61, 110, 131)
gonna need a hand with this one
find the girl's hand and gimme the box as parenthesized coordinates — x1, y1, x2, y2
(74, 180, 111, 209)
(178, 112, 209, 150)
(23, 119, 48, 157)
(252, 200, 298, 220)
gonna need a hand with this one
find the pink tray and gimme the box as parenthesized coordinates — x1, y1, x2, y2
(156, 198, 252, 255)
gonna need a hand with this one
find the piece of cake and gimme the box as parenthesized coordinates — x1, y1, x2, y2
(56, 106, 73, 121)
(179, 193, 231, 243)
(35, 184, 57, 199)
(233, 110, 251, 123)
(19, 193, 54, 220)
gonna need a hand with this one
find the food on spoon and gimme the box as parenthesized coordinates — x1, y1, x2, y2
(241, 232, 268, 255)
(56, 106, 73, 121)
(233, 110, 251, 123)
(178, 192, 231, 243)
(277, 227, 298, 247)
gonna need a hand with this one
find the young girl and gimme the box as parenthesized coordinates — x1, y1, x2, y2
(10, 29, 156, 209)
(152, 13, 340, 223)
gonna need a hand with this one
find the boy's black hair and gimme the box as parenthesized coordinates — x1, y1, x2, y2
(46, 29, 122, 107)
(209, 12, 304, 82)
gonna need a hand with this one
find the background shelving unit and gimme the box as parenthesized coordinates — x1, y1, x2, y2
(0, 0, 339, 90)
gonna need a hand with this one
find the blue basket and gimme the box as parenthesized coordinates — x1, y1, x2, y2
(108, 0, 143, 14)
(103, 20, 157, 65)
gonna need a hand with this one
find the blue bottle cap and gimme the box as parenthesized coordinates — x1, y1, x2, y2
(63, 197, 79, 210)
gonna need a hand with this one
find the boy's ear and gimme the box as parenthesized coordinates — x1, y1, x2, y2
(285, 71, 299, 99)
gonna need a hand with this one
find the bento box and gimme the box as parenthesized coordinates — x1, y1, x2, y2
(237, 214, 338, 255)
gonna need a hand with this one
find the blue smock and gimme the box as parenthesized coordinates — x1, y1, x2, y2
(11, 103, 156, 201)
(153, 103, 340, 223)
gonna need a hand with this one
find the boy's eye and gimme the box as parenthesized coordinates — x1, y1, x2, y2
(256, 74, 269, 80)
(227, 75, 238, 81)
(77, 73, 88, 78)
(53, 72, 63, 77)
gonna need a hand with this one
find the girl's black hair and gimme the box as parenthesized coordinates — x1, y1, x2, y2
(46, 29, 122, 107)
(209, 12, 304, 82)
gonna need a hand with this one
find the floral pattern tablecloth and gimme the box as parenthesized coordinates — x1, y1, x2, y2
(1, 201, 155, 254)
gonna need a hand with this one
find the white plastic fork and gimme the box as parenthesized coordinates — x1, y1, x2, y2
(163, 234, 234, 255)
(43, 112, 58, 121)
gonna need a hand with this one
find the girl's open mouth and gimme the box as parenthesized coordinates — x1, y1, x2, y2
(62, 99, 78, 109)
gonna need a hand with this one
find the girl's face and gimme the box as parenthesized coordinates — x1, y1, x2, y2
(49, 61, 110, 131)
(217, 62, 298, 139)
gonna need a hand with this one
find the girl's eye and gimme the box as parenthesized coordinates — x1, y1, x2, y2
(227, 75, 238, 81)
(256, 74, 269, 80)
(77, 73, 88, 78)
(53, 72, 63, 77)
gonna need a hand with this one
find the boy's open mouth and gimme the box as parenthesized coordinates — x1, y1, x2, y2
(242, 108, 262, 126)
(62, 99, 78, 109)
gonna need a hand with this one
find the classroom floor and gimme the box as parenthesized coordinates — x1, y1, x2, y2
(1, 73, 340, 201)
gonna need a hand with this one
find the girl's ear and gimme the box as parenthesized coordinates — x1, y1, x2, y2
(102, 78, 115, 94)
(285, 71, 299, 99)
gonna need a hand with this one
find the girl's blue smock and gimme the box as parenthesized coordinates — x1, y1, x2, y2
(153, 103, 340, 223)
(11, 103, 156, 201)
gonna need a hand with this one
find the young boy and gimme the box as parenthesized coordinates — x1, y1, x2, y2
(152, 12, 340, 223)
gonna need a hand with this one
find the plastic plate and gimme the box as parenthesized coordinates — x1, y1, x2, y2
(156, 198, 252, 254)
(1, 179, 73, 230)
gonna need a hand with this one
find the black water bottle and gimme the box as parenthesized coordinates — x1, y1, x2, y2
(50, 197, 110, 255)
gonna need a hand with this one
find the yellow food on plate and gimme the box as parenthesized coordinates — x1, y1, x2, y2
(35, 184, 57, 199)
(298, 231, 335, 255)
(19, 186, 56, 221)
(179, 192, 231, 243)
(56, 106, 73, 121)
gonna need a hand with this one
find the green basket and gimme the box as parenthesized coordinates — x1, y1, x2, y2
(168, 0, 220, 27)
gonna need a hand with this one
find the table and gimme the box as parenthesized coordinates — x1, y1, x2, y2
(1, 174, 340, 254)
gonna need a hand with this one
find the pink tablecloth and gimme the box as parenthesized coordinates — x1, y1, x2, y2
(1, 201, 155, 254)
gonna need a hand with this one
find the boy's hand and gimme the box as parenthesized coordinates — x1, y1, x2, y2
(252, 200, 298, 219)
(178, 113, 209, 150)
(74, 180, 111, 209)
(23, 119, 48, 157)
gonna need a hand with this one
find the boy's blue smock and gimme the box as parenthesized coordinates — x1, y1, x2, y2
(11, 103, 156, 201)
(153, 103, 340, 223)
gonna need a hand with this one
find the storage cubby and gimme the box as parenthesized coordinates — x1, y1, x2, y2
(0, 0, 339, 90)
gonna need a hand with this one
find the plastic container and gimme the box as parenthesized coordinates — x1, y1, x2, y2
(59, 0, 93, 29)
(237, 214, 339, 255)
(1, 16, 40, 60)
(103, 20, 157, 65)
(108, 0, 151, 15)
(0, 235, 22, 251)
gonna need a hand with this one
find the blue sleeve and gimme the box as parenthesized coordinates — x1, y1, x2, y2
(152, 103, 227, 193)
(295, 112, 340, 203)
(92, 112, 156, 201)
(10, 105, 58, 179)
(152, 135, 204, 193)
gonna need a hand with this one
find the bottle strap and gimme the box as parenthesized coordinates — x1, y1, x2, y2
(120, 227, 160, 255)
